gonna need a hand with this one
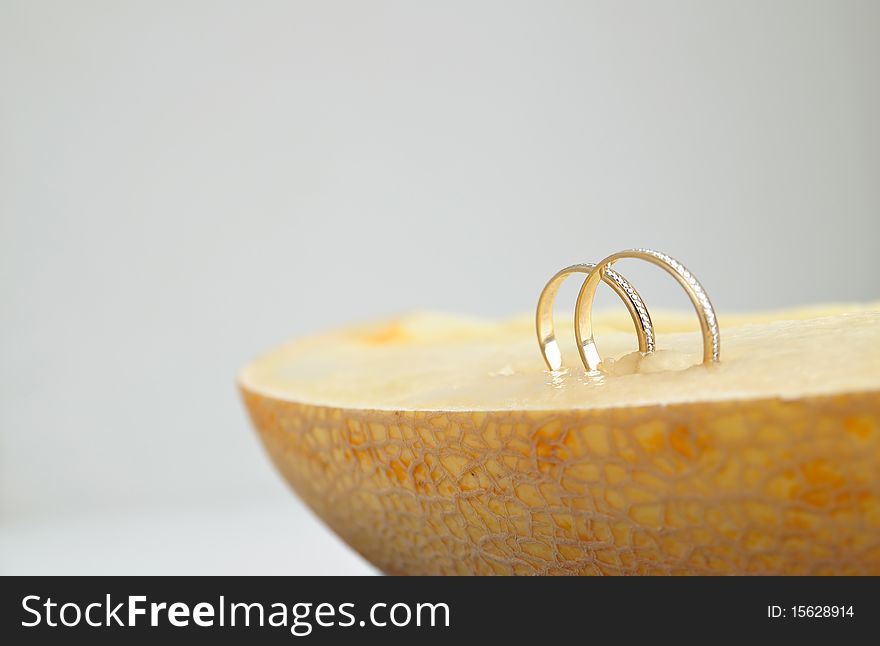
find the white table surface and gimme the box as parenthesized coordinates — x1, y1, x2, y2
(0, 493, 377, 576)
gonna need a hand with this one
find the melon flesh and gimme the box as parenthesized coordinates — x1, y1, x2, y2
(240, 305, 880, 575)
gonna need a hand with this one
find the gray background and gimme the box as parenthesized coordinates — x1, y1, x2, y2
(2, 0, 878, 574)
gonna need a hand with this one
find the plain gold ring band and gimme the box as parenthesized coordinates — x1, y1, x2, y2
(536, 263, 655, 371)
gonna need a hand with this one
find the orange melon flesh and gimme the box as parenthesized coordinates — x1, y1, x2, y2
(240, 305, 880, 575)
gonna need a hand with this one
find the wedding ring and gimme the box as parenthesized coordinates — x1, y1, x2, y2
(574, 249, 720, 372)
(536, 264, 655, 371)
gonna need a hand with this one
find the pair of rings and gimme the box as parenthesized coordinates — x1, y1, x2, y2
(536, 249, 720, 372)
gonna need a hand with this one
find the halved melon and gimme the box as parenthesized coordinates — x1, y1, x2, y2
(240, 305, 880, 575)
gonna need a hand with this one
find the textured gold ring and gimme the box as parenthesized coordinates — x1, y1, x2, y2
(575, 249, 720, 372)
(536, 263, 655, 371)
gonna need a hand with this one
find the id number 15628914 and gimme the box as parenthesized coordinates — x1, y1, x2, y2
(768, 605, 854, 619)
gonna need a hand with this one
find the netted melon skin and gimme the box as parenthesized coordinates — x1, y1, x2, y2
(242, 390, 880, 575)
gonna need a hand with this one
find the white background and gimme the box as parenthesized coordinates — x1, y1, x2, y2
(2, 0, 878, 574)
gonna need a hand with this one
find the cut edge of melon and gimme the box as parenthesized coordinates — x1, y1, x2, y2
(239, 304, 880, 413)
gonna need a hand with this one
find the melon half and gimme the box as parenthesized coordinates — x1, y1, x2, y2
(239, 305, 880, 575)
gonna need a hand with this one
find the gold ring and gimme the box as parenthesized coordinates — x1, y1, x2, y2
(536, 264, 655, 371)
(574, 249, 720, 372)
